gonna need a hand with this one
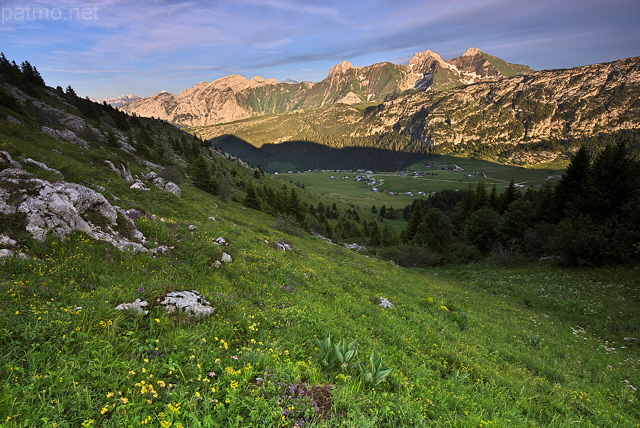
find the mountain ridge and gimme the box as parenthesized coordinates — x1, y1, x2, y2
(122, 47, 532, 127)
(189, 55, 640, 165)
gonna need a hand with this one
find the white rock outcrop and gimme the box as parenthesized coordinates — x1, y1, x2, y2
(0, 167, 147, 252)
(157, 290, 215, 317)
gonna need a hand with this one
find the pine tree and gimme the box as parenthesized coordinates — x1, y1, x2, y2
(401, 202, 423, 243)
(369, 221, 382, 246)
(499, 178, 519, 214)
(243, 183, 262, 211)
(554, 146, 591, 218)
(191, 155, 217, 194)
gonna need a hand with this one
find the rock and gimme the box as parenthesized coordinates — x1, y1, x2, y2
(24, 158, 63, 178)
(157, 290, 214, 318)
(40, 126, 90, 149)
(142, 171, 158, 180)
(213, 237, 228, 246)
(213, 252, 233, 269)
(188, 224, 197, 231)
(0, 173, 148, 252)
(125, 209, 144, 220)
(378, 297, 394, 308)
(0, 249, 15, 259)
(153, 178, 181, 197)
(209, 216, 216, 221)
(275, 239, 292, 251)
(104, 160, 133, 183)
(344, 243, 366, 251)
(115, 298, 149, 315)
(0, 235, 18, 247)
(0, 151, 22, 169)
(130, 180, 150, 191)
(6, 115, 21, 125)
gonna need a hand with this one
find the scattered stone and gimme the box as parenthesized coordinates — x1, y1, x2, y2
(0, 235, 18, 247)
(188, 224, 197, 231)
(114, 298, 149, 315)
(378, 297, 394, 308)
(0, 151, 22, 169)
(213, 237, 228, 246)
(157, 290, 214, 318)
(209, 216, 216, 221)
(142, 171, 158, 180)
(275, 239, 293, 251)
(153, 178, 181, 197)
(344, 243, 366, 251)
(41, 126, 90, 149)
(24, 158, 63, 178)
(104, 160, 134, 183)
(213, 252, 233, 269)
(6, 115, 21, 125)
(125, 209, 144, 220)
(130, 180, 150, 191)
(0, 249, 15, 259)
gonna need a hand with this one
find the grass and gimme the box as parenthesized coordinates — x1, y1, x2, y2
(1, 81, 637, 427)
(1, 179, 639, 426)
(275, 154, 564, 211)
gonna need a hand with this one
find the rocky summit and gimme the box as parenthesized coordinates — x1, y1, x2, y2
(122, 48, 532, 127)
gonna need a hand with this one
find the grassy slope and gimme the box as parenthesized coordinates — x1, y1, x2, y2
(1, 146, 639, 426)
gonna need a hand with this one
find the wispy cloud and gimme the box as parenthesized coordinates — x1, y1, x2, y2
(2, 0, 638, 97)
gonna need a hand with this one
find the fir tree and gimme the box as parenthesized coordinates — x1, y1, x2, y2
(243, 183, 263, 211)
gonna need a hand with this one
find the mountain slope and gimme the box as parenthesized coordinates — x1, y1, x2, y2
(123, 48, 532, 127)
(190, 56, 640, 165)
(1, 56, 639, 427)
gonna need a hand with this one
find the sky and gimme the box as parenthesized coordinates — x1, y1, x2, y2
(1, 0, 639, 99)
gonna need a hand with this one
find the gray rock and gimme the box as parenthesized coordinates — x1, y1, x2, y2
(379, 297, 394, 308)
(213, 237, 228, 246)
(0, 151, 22, 169)
(115, 299, 149, 315)
(0, 235, 17, 247)
(0, 248, 15, 259)
(344, 243, 366, 251)
(6, 116, 21, 125)
(104, 160, 133, 183)
(24, 158, 63, 178)
(157, 290, 214, 318)
(130, 180, 150, 191)
(0, 173, 148, 253)
(41, 126, 90, 149)
(275, 239, 292, 251)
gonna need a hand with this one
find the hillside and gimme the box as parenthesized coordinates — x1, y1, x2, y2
(122, 48, 532, 127)
(190, 56, 640, 165)
(1, 55, 640, 427)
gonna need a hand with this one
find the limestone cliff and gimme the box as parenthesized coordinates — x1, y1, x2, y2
(123, 48, 532, 127)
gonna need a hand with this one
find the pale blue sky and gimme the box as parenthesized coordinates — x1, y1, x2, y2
(1, 0, 639, 98)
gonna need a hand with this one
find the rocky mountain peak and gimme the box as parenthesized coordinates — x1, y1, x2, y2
(462, 47, 483, 56)
(410, 50, 446, 67)
(329, 61, 354, 76)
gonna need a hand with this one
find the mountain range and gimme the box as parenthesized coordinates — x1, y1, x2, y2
(122, 47, 533, 127)
(190, 55, 640, 166)
(90, 93, 142, 108)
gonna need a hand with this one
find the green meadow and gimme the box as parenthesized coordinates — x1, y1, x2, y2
(2, 181, 639, 427)
(276, 154, 563, 211)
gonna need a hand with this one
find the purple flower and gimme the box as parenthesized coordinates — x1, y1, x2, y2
(137, 286, 145, 293)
